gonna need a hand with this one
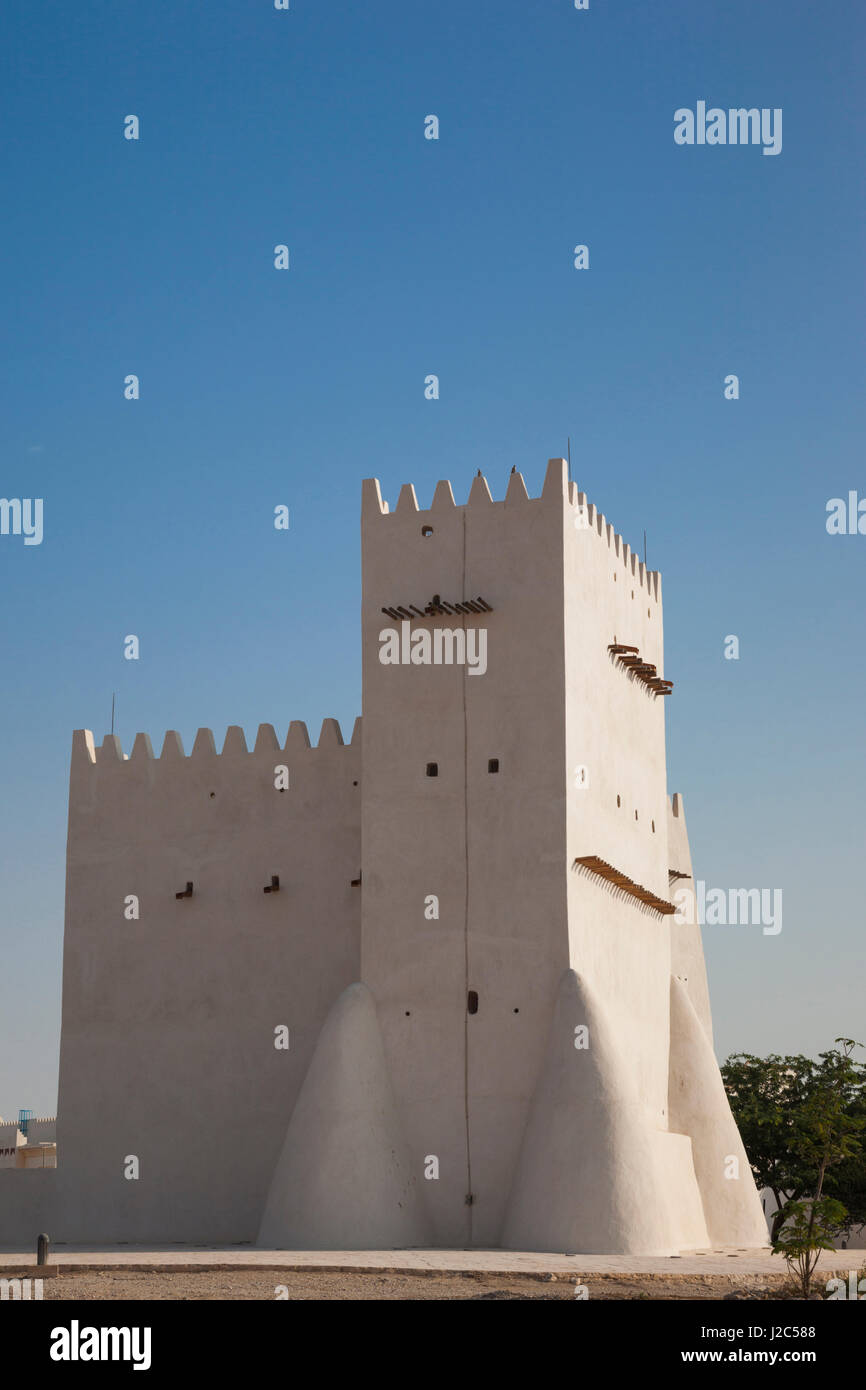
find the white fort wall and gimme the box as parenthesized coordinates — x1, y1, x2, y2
(361, 468, 570, 1247)
(562, 467, 675, 1138)
(346, 461, 766, 1252)
(0, 463, 768, 1253)
(53, 719, 360, 1243)
(667, 792, 714, 1042)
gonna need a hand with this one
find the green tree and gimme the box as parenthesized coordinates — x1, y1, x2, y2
(822, 1086, 866, 1240)
(772, 1196, 848, 1299)
(721, 1051, 814, 1240)
(722, 1040, 866, 1244)
(774, 1040, 865, 1296)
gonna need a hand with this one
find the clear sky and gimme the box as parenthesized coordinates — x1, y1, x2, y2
(1, 0, 863, 1120)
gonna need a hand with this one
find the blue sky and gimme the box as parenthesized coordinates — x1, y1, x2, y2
(1, 0, 863, 1119)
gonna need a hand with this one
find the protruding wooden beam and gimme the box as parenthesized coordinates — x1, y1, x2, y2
(573, 855, 677, 915)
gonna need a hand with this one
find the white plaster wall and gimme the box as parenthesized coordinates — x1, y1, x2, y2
(54, 720, 360, 1243)
(669, 977, 768, 1247)
(259, 983, 433, 1249)
(504, 968, 708, 1254)
(667, 793, 714, 1042)
(361, 471, 570, 1246)
(563, 463, 672, 1125)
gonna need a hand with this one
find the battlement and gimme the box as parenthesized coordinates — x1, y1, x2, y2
(572, 488, 660, 601)
(0, 1115, 55, 1127)
(72, 717, 362, 769)
(362, 458, 660, 600)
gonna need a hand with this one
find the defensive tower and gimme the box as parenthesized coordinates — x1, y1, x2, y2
(0, 462, 768, 1253)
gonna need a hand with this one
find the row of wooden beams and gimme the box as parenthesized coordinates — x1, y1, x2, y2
(608, 641, 673, 695)
(573, 854, 678, 915)
(381, 594, 494, 621)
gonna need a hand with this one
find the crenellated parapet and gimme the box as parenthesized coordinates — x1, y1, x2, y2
(68, 717, 363, 869)
(72, 717, 361, 770)
(362, 458, 660, 601)
(0, 1115, 56, 1129)
(571, 486, 661, 601)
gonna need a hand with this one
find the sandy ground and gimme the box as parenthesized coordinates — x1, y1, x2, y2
(5, 1248, 862, 1300)
(26, 1269, 832, 1300)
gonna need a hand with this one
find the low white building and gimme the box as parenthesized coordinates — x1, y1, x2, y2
(0, 1115, 56, 1170)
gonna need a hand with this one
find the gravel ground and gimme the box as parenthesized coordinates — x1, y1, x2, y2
(33, 1270, 810, 1301)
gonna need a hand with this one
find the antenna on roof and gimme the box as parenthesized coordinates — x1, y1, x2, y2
(567, 436, 572, 483)
(111, 693, 116, 737)
(643, 530, 647, 567)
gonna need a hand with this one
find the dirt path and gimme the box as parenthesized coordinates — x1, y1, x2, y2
(32, 1269, 812, 1300)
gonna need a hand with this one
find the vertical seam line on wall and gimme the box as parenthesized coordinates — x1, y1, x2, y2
(462, 507, 472, 1244)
